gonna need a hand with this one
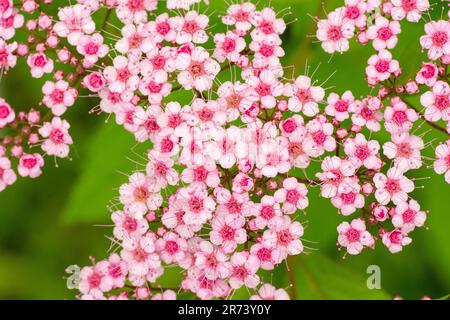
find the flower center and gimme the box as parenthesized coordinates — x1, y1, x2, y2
(87, 272, 102, 288)
(123, 216, 138, 232)
(0, 105, 10, 118)
(260, 205, 275, 220)
(277, 230, 293, 245)
(432, 31, 448, 47)
(189, 62, 205, 77)
(22, 157, 37, 169)
(282, 119, 297, 133)
(286, 189, 301, 204)
(51, 89, 64, 103)
(256, 248, 272, 261)
(165, 240, 179, 254)
(220, 225, 236, 240)
(327, 26, 343, 41)
(385, 178, 400, 194)
(378, 27, 393, 41)
(345, 228, 360, 242)
(312, 131, 326, 145)
(402, 0, 417, 12)
(435, 95, 449, 110)
(345, 6, 360, 19)
(375, 59, 390, 73)
(355, 145, 370, 160)
(222, 38, 236, 53)
(402, 209, 416, 223)
(392, 110, 407, 125)
(50, 129, 64, 144)
(341, 192, 356, 205)
(133, 186, 149, 202)
(188, 196, 204, 213)
(335, 99, 349, 112)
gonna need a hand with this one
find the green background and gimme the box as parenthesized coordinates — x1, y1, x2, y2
(0, 0, 449, 299)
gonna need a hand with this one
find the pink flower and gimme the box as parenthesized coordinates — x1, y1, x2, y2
(262, 216, 304, 262)
(214, 187, 252, 217)
(210, 214, 247, 253)
(213, 31, 246, 63)
(250, 242, 277, 270)
(176, 46, 220, 92)
(228, 251, 260, 289)
(382, 133, 424, 169)
(284, 75, 325, 116)
(17, 153, 44, 178)
(76, 33, 109, 67)
(178, 184, 216, 226)
(247, 69, 284, 109)
(53, 4, 95, 45)
(250, 284, 290, 300)
(337, 218, 375, 255)
(115, 23, 155, 56)
(343, 133, 382, 170)
(316, 10, 355, 53)
(316, 156, 357, 198)
(343, 0, 367, 28)
(146, 13, 177, 43)
(38, 117, 73, 158)
(420, 81, 450, 122)
(42, 80, 77, 116)
(121, 234, 161, 277)
(0, 157, 16, 191)
(116, 0, 157, 24)
(382, 229, 412, 253)
(0, 39, 17, 70)
(83, 72, 106, 93)
(156, 231, 188, 264)
(79, 263, 113, 297)
(0, 98, 15, 128)
(253, 195, 281, 229)
(366, 50, 400, 84)
(384, 99, 418, 133)
(366, 16, 401, 50)
(139, 71, 173, 105)
(352, 97, 383, 132)
(331, 177, 365, 215)
(194, 240, 230, 280)
(103, 55, 140, 93)
(303, 117, 336, 157)
(222, 3, 256, 35)
(325, 91, 357, 121)
(250, 8, 286, 41)
(390, 0, 429, 23)
(27, 53, 53, 78)
(173, 11, 209, 44)
(420, 20, 450, 60)
(433, 139, 450, 183)
(274, 177, 309, 214)
(111, 210, 149, 241)
(373, 166, 415, 205)
(97, 253, 128, 289)
(392, 199, 427, 233)
(119, 172, 163, 219)
(416, 62, 438, 87)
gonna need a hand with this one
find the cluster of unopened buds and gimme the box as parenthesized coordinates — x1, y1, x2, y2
(1, 0, 449, 300)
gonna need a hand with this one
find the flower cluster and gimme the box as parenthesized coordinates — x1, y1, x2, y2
(0, 0, 106, 191)
(59, 0, 450, 300)
(314, 0, 450, 255)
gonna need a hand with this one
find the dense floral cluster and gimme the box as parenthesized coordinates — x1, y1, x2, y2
(0, 0, 88, 191)
(1, 0, 449, 300)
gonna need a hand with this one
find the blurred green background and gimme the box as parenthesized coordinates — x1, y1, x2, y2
(0, 0, 449, 299)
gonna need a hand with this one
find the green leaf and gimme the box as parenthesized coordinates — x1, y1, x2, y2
(61, 121, 147, 225)
(283, 254, 391, 300)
